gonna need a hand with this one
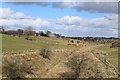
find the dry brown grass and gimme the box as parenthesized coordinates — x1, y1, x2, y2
(2, 38, 118, 79)
(2, 55, 34, 79)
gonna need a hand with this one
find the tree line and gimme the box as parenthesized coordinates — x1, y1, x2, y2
(0, 26, 62, 38)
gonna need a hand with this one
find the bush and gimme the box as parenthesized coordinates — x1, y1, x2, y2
(71, 40, 74, 43)
(2, 56, 33, 79)
(62, 55, 82, 79)
(77, 41, 80, 44)
(39, 47, 51, 60)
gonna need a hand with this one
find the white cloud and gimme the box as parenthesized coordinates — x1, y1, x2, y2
(13, 12, 31, 19)
(0, 8, 31, 19)
(0, 8, 12, 19)
(0, 18, 49, 29)
(0, 8, 118, 37)
(56, 15, 118, 36)
(0, 8, 49, 30)
(56, 16, 82, 25)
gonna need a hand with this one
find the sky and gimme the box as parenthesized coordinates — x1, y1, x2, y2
(0, 1, 118, 37)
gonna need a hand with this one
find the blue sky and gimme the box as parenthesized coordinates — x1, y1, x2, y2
(1, 2, 110, 19)
(0, 2, 118, 37)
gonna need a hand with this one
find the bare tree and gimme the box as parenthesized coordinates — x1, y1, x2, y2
(53, 33, 61, 38)
(24, 26, 34, 40)
(24, 26, 33, 36)
(17, 29, 24, 37)
(0, 26, 5, 33)
(45, 31, 52, 37)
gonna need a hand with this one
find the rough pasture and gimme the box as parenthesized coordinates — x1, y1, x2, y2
(2, 34, 119, 79)
(2, 47, 118, 78)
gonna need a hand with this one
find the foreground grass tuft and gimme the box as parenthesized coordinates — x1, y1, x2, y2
(39, 46, 51, 60)
(2, 55, 33, 79)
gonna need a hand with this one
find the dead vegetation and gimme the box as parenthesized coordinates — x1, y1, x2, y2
(39, 46, 51, 60)
(60, 54, 89, 79)
(61, 56, 81, 79)
(2, 44, 118, 79)
(2, 55, 34, 80)
(64, 55, 81, 78)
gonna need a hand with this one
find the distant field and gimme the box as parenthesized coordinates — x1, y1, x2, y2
(2, 35, 67, 52)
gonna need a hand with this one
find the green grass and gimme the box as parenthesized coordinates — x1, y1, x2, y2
(97, 44, 118, 69)
(2, 35, 65, 52)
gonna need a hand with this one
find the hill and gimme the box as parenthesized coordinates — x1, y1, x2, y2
(2, 34, 119, 79)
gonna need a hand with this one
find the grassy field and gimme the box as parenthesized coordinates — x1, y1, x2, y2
(2, 34, 119, 78)
(2, 35, 118, 69)
(2, 34, 67, 52)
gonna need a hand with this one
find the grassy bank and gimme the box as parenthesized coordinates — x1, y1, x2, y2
(97, 44, 118, 69)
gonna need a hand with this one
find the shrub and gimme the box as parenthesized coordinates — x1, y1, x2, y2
(77, 41, 80, 44)
(2, 56, 33, 80)
(67, 44, 71, 46)
(62, 55, 83, 79)
(25, 36, 33, 41)
(39, 47, 51, 60)
(71, 40, 74, 43)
